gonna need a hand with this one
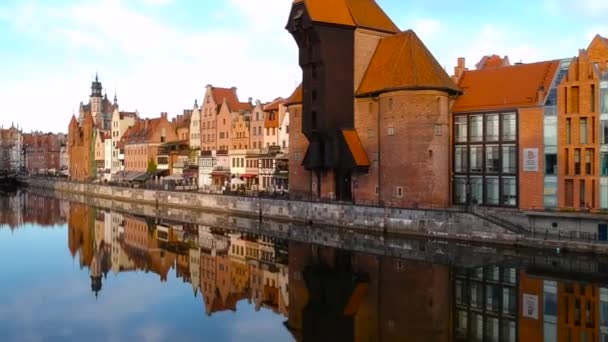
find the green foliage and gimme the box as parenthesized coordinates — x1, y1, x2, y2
(147, 158, 158, 173)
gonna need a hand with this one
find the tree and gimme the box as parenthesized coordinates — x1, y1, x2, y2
(147, 158, 157, 173)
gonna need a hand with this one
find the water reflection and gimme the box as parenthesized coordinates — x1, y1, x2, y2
(2, 191, 608, 341)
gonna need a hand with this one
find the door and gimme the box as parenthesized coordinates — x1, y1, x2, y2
(599, 224, 607, 241)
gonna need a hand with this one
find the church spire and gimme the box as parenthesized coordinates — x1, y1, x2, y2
(91, 73, 102, 98)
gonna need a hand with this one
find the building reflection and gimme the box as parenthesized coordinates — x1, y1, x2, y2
(0, 191, 67, 229)
(8, 192, 607, 341)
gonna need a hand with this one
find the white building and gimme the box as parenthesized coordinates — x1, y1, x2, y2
(189, 100, 201, 150)
(278, 106, 290, 153)
(110, 108, 137, 175)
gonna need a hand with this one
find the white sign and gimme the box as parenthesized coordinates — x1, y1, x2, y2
(523, 294, 539, 319)
(523, 148, 539, 172)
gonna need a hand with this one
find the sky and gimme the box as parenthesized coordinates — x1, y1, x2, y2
(0, 0, 607, 134)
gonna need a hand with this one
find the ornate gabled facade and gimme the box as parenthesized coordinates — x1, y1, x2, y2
(286, 0, 459, 206)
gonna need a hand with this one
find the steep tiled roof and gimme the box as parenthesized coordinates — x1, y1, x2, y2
(453, 60, 560, 112)
(342, 129, 369, 167)
(357, 30, 460, 96)
(119, 111, 138, 120)
(295, 0, 399, 34)
(284, 84, 302, 106)
(122, 118, 167, 144)
(263, 98, 284, 112)
(211, 87, 251, 112)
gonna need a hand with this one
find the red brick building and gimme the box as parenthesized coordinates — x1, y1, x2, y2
(122, 113, 178, 172)
(22, 132, 64, 175)
(68, 112, 95, 181)
(286, 0, 459, 207)
(451, 58, 560, 209)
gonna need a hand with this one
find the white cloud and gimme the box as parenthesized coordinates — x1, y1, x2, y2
(0, 0, 300, 133)
(544, 0, 608, 15)
(411, 18, 442, 42)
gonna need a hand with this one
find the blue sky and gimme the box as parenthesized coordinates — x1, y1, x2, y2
(0, 0, 606, 133)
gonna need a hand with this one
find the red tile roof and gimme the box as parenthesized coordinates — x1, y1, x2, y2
(295, 0, 399, 34)
(211, 87, 251, 112)
(284, 84, 302, 106)
(263, 98, 284, 112)
(453, 60, 560, 112)
(342, 129, 370, 167)
(357, 30, 460, 96)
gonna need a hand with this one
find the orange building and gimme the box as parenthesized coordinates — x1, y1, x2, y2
(557, 36, 608, 210)
(286, 0, 459, 206)
(68, 112, 95, 181)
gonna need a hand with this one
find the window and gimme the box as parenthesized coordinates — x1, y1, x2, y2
(580, 180, 586, 207)
(575, 149, 581, 175)
(502, 177, 517, 206)
(580, 118, 588, 144)
(454, 146, 467, 173)
(601, 86, 608, 113)
(602, 152, 608, 176)
(454, 176, 467, 204)
(388, 127, 395, 136)
(311, 111, 317, 130)
(486, 114, 499, 141)
(435, 124, 442, 136)
(502, 145, 516, 173)
(571, 86, 580, 113)
(586, 149, 593, 175)
(455, 116, 467, 142)
(388, 98, 393, 110)
(470, 115, 483, 142)
(486, 145, 500, 173)
(470, 146, 483, 173)
(486, 176, 499, 205)
(544, 116, 557, 146)
(471, 176, 483, 204)
(545, 154, 557, 175)
(602, 121, 608, 145)
(502, 113, 516, 141)
(396, 187, 403, 198)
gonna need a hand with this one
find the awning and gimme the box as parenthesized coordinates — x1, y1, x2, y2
(240, 173, 258, 179)
(133, 172, 151, 182)
(341, 129, 370, 167)
(211, 170, 230, 176)
(273, 174, 289, 179)
(120, 171, 148, 181)
(163, 174, 184, 181)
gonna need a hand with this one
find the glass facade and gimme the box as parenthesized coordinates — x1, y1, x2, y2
(453, 112, 518, 207)
(454, 266, 518, 342)
(543, 59, 571, 208)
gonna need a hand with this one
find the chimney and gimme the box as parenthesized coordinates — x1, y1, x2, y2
(161, 112, 167, 120)
(231, 86, 237, 94)
(453, 57, 467, 83)
(248, 97, 253, 104)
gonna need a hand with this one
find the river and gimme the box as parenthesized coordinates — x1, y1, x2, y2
(1, 190, 608, 341)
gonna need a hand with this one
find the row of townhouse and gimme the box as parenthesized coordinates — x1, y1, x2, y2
(68, 78, 292, 192)
(286, 0, 608, 216)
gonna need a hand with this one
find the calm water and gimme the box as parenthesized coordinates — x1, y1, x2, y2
(2, 190, 608, 341)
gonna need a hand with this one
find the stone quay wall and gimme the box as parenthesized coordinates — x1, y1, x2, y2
(27, 178, 506, 235)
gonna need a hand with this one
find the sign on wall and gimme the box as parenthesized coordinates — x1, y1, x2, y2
(523, 148, 539, 172)
(522, 293, 539, 319)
